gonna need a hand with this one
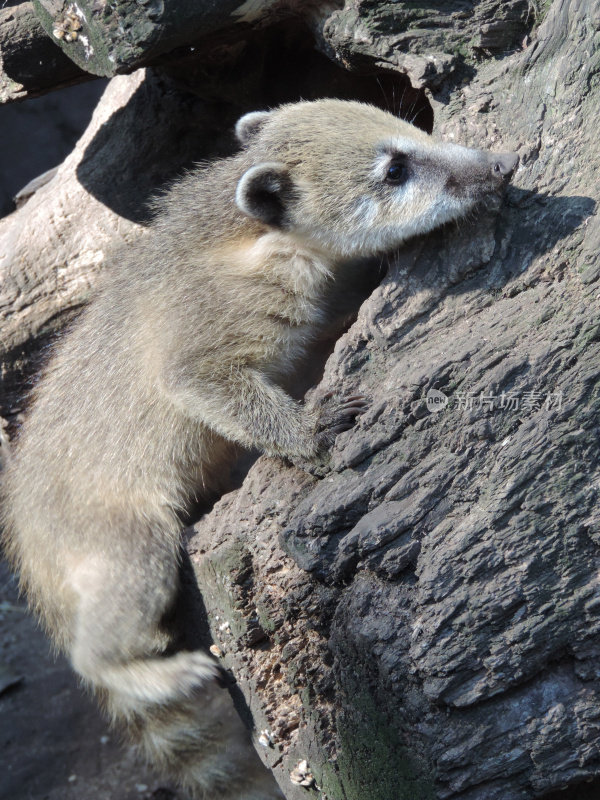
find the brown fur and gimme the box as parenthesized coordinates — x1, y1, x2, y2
(1, 99, 517, 798)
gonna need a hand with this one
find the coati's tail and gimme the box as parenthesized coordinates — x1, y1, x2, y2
(111, 678, 284, 800)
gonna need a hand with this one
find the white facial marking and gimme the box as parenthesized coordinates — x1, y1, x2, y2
(350, 195, 380, 226)
(383, 136, 422, 157)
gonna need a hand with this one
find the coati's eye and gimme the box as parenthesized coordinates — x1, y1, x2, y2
(385, 158, 409, 186)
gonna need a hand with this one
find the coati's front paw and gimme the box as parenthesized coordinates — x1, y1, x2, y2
(293, 393, 368, 476)
(314, 393, 368, 452)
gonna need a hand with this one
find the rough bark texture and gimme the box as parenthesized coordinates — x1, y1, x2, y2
(31, 0, 331, 78)
(0, 73, 142, 418)
(188, 2, 600, 799)
(320, 0, 535, 89)
(1, 1, 337, 103)
(0, 1, 88, 103)
(1, 1, 600, 799)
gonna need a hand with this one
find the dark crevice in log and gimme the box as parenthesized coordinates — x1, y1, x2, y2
(540, 779, 600, 800)
(162, 20, 434, 132)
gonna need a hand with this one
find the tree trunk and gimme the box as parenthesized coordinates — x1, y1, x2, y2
(1, 1, 599, 799)
(189, 2, 600, 799)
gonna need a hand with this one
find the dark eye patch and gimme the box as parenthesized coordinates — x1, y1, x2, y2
(385, 155, 409, 186)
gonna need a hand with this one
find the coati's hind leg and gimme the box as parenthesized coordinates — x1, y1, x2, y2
(137, 685, 285, 800)
(67, 520, 283, 798)
(68, 525, 218, 711)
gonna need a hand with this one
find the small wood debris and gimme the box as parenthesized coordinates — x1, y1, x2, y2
(53, 4, 83, 42)
(289, 759, 315, 787)
(258, 728, 274, 748)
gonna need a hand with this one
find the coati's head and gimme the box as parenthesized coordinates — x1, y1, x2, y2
(234, 99, 518, 258)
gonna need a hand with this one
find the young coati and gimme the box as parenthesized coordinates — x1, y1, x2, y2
(1, 99, 518, 798)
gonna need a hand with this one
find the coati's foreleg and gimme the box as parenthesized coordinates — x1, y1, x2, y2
(161, 365, 366, 460)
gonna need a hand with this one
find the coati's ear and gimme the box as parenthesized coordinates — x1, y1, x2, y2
(235, 162, 293, 228)
(235, 111, 271, 145)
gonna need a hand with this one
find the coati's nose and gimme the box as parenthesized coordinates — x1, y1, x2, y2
(490, 152, 519, 180)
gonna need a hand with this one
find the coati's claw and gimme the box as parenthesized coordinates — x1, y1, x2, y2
(315, 393, 368, 450)
(286, 394, 368, 475)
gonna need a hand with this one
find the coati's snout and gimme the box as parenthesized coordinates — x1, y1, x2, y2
(445, 148, 519, 199)
(490, 151, 519, 181)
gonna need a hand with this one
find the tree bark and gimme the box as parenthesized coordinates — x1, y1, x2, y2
(0, 1, 89, 102)
(1, 1, 600, 799)
(1, 1, 336, 103)
(31, 0, 331, 80)
(188, 2, 600, 799)
(0, 72, 143, 417)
